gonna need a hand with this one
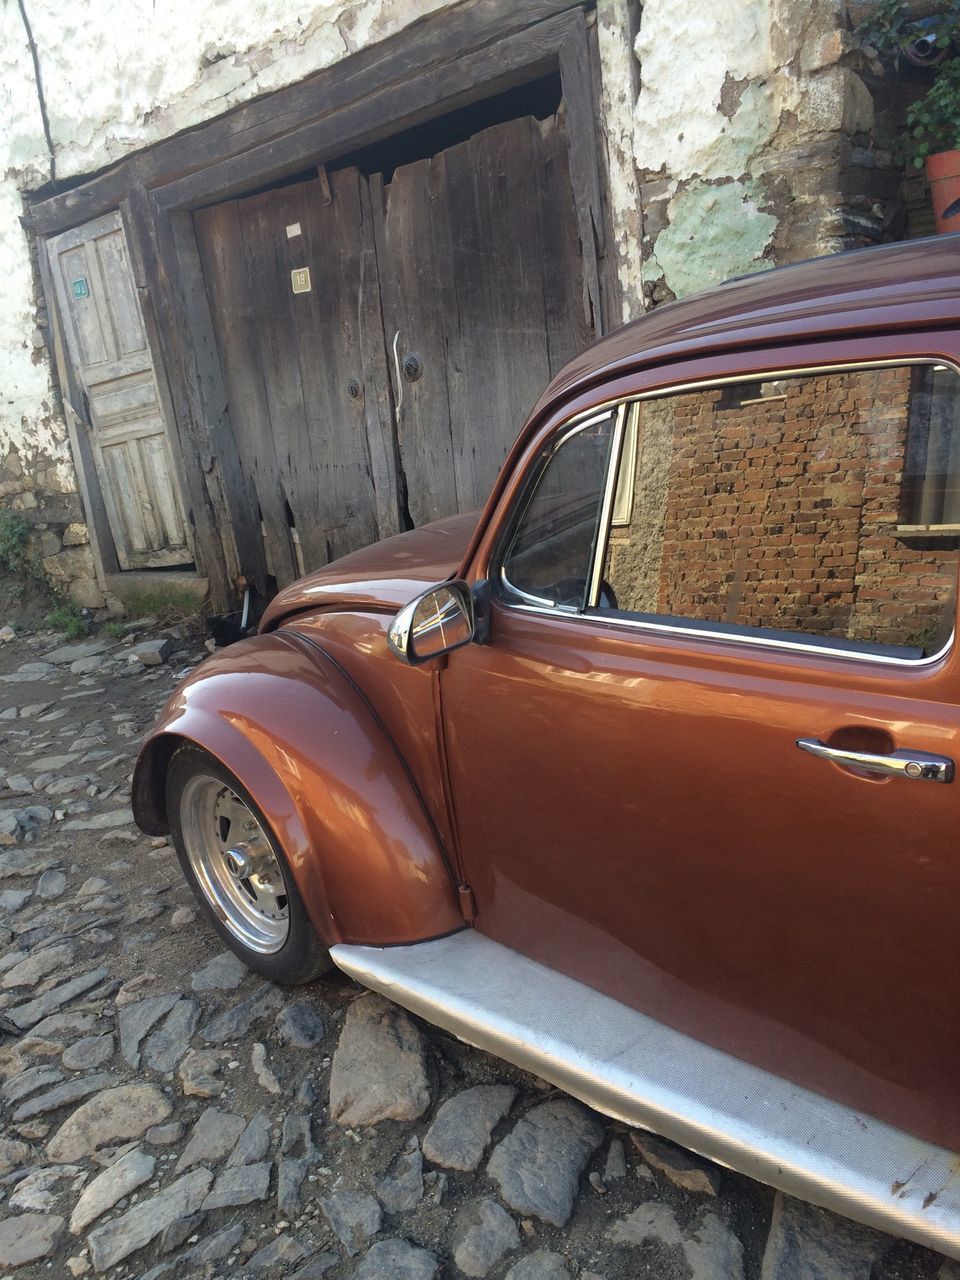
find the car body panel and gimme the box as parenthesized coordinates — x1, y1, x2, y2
(282, 610, 459, 863)
(441, 598, 960, 1151)
(132, 631, 461, 946)
(260, 510, 478, 631)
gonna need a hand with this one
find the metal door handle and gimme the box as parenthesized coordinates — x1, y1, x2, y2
(796, 738, 954, 783)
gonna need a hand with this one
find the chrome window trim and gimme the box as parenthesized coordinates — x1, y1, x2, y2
(499, 407, 621, 612)
(494, 356, 960, 671)
(504, 599, 954, 669)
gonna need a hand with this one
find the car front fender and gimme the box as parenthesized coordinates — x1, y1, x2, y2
(132, 631, 462, 948)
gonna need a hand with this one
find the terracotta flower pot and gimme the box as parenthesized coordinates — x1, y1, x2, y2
(926, 148, 960, 233)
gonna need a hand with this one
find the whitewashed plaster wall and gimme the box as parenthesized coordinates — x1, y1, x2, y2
(628, 0, 877, 303)
(0, 0, 884, 601)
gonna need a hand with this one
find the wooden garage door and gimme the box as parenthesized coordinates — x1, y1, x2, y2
(196, 110, 596, 587)
(194, 168, 399, 588)
(378, 112, 593, 526)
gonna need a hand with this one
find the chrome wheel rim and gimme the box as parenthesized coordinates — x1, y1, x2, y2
(179, 774, 289, 954)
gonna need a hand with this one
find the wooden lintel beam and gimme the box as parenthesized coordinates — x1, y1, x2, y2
(27, 0, 586, 236)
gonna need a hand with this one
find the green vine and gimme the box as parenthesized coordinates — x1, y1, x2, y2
(856, 1, 960, 168)
(904, 56, 960, 166)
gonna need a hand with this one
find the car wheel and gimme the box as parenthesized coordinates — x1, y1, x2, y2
(166, 743, 331, 984)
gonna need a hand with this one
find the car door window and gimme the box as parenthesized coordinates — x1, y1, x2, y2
(500, 408, 618, 610)
(596, 362, 960, 662)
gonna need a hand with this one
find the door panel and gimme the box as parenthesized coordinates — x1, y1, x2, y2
(378, 111, 594, 526)
(443, 361, 960, 1150)
(444, 603, 960, 1149)
(195, 168, 393, 589)
(47, 212, 191, 570)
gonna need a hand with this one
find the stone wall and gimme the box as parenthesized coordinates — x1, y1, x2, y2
(0, 0, 901, 601)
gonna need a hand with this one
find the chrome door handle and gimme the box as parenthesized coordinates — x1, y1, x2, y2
(796, 738, 954, 783)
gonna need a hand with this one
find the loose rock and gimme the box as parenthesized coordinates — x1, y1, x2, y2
(630, 1131, 722, 1195)
(47, 1082, 172, 1161)
(423, 1084, 517, 1172)
(504, 1251, 572, 1280)
(329, 993, 430, 1127)
(0, 1211, 64, 1266)
(134, 638, 172, 666)
(202, 1159, 272, 1210)
(377, 1141, 424, 1213)
(275, 999, 325, 1047)
(320, 1187, 383, 1256)
(0, 1135, 31, 1175)
(487, 1099, 604, 1227)
(69, 1147, 155, 1234)
(453, 1198, 521, 1277)
(251, 1040, 282, 1093)
(86, 1167, 213, 1272)
(200, 982, 284, 1043)
(760, 1192, 888, 1280)
(604, 1137, 627, 1181)
(37, 868, 66, 898)
(175, 1106, 247, 1173)
(178, 1048, 226, 1098)
(355, 1239, 439, 1280)
(190, 949, 248, 991)
(62, 1033, 114, 1071)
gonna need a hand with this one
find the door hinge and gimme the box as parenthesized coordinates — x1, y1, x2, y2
(458, 883, 477, 922)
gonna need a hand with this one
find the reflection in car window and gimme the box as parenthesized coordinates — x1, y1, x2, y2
(598, 364, 960, 659)
(501, 411, 616, 609)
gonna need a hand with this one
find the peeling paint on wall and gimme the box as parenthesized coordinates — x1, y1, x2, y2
(650, 181, 777, 299)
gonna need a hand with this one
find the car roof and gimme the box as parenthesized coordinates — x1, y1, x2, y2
(532, 232, 960, 417)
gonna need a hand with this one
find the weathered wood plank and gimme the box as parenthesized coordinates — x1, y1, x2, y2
(376, 154, 456, 527)
(153, 10, 579, 211)
(358, 175, 402, 540)
(27, 2, 584, 235)
(276, 169, 381, 569)
(559, 8, 605, 336)
(439, 116, 554, 511)
(194, 198, 296, 588)
(536, 111, 595, 375)
(124, 189, 247, 607)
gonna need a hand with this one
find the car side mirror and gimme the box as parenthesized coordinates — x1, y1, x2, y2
(388, 580, 475, 665)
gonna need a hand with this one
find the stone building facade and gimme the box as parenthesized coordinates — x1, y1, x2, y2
(0, 0, 908, 609)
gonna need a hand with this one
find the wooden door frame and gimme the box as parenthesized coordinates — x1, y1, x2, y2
(26, 0, 614, 610)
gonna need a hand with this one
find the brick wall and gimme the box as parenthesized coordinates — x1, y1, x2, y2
(605, 366, 958, 653)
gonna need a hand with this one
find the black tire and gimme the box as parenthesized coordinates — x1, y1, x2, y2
(165, 743, 331, 984)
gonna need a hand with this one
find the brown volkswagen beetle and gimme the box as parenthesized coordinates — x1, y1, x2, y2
(134, 235, 960, 1258)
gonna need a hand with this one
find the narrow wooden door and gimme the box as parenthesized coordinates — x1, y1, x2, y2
(47, 212, 192, 570)
(376, 111, 596, 526)
(194, 168, 399, 590)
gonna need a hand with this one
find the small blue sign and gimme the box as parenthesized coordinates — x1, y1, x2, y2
(71, 277, 89, 299)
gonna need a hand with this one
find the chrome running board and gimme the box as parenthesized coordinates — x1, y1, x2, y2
(331, 930, 960, 1260)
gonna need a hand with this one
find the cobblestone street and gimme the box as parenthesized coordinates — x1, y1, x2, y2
(0, 623, 953, 1280)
